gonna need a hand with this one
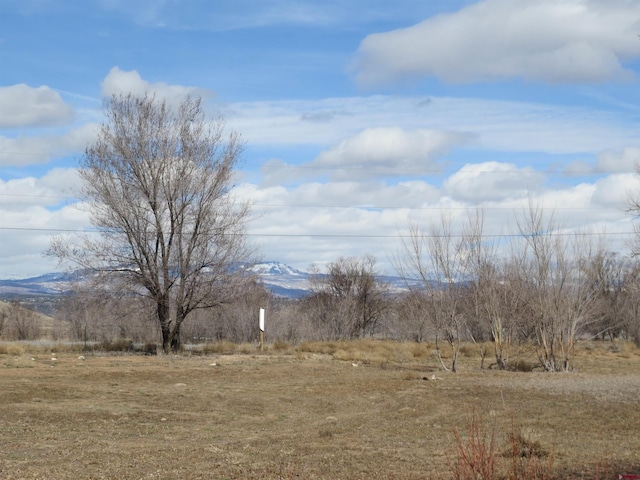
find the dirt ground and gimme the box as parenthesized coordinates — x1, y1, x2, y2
(1, 345, 640, 479)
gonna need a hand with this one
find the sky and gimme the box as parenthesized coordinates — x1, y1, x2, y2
(2, 0, 640, 278)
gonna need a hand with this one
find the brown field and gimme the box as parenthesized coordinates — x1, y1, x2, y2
(1, 340, 640, 479)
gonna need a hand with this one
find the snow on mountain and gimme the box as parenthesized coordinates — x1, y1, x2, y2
(247, 261, 308, 276)
(247, 262, 312, 298)
(0, 263, 314, 299)
(0, 262, 413, 300)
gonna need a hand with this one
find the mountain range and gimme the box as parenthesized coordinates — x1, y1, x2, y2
(0, 262, 414, 301)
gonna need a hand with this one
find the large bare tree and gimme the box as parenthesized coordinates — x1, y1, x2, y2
(49, 93, 256, 353)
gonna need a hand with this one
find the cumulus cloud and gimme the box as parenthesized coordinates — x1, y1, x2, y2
(0, 169, 90, 278)
(0, 200, 91, 278)
(101, 67, 212, 103)
(596, 148, 640, 173)
(563, 148, 640, 175)
(0, 168, 81, 210)
(0, 84, 73, 128)
(237, 165, 639, 274)
(444, 162, 545, 202)
(0, 123, 98, 167)
(235, 178, 441, 273)
(352, 0, 640, 85)
(310, 127, 472, 180)
(592, 173, 638, 208)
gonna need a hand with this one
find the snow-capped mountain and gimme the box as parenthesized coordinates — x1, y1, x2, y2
(0, 272, 78, 297)
(246, 261, 308, 277)
(0, 262, 413, 301)
(247, 262, 312, 298)
(0, 263, 314, 300)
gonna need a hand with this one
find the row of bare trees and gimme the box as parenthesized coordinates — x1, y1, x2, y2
(0, 301, 41, 341)
(392, 205, 640, 372)
(8, 229, 640, 372)
(30, 92, 640, 370)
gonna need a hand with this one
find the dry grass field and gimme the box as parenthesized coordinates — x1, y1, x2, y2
(1, 340, 640, 479)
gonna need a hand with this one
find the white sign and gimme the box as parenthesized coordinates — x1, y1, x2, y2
(259, 308, 265, 332)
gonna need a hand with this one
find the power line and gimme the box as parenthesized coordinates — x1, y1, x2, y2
(0, 225, 634, 239)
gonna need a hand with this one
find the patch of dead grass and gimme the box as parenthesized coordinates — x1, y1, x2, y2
(1, 341, 640, 479)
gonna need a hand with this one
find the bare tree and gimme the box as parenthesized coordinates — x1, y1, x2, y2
(460, 209, 516, 369)
(396, 215, 472, 372)
(5, 301, 41, 341)
(185, 279, 271, 343)
(620, 262, 640, 347)
(56, 291, 158, 344)
(513, 204, 605, 371)
(0, 307, 6, 338)
(307, 255, 388, 340)
(394, 290, 433, 342)
(49, 94, 257, 353)
(586, 251, 631, 341)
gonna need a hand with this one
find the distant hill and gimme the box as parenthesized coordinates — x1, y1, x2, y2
(0, 272, 77, 297)
(246, 261, 313, 298)
(0, 300, 69, 340)
(0, 262, 415, 301)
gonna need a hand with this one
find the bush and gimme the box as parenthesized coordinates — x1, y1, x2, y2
(272, 339, 290, 351)
(99, 339, 134, 352)
(447, 412, 554, 480)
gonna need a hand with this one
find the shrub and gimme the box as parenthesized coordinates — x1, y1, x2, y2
(142, 342, 157, 355)
(447, 413, 554, 480)
(272, 339, 290, 351)
(448, 411, 498, 480)
(99, 339, 134, 352)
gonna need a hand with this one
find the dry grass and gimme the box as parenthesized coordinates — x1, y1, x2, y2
(0, 301, 70, 341)
(1, 340, 640, 479)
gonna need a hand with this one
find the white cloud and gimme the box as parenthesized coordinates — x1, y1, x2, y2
(0, 168, 81, 210)
(0, 203, 90, 279)
(311, 128, 471, 180)
(228, 95, 640, 155)
(234, 159, 640, 274)
(444, 162, 546, 202)
(0, 123, 97, 167)
(352, 0, 640, 85)
(101, 67, 212, 103)
(563, 148, 640, 175)
(592, 173, 638, 209)
(596, 147, 640, 173)
(0, 84, 73, 128)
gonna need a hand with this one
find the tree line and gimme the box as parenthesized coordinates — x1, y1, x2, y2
(6, 92, 635, 371)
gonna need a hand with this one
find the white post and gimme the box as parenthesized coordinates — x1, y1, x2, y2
(259, 308, 265, 351)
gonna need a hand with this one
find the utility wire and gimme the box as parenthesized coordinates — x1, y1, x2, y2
(0, 225, 634, 238)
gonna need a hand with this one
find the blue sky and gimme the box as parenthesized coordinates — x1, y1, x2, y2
(2, 0, 640, 278)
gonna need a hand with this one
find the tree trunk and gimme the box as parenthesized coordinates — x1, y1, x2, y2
(170, 322, 182, 353)
(157, 296, 172, 354)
